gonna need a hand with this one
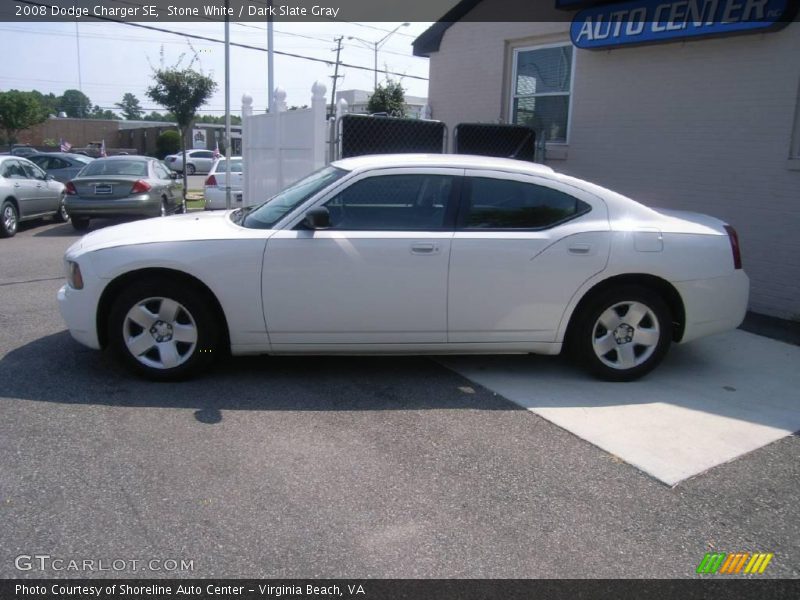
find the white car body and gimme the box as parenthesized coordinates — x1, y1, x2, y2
(203, 156, 244, 210)
(164, 150, 216, 175)
(58, 154, 749, 380)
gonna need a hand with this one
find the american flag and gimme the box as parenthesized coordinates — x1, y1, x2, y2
(60, 139, 71, 152)
(100, 139, 107, 158)
(213, 141, 221, 160)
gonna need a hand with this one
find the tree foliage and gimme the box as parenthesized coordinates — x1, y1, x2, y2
(367, 80, 407, 117)
(156, 130, 181, 158)
(115, 93, 144, 120)
(0, 90, 49, 144)
(58, 89, 92, 118)
(146, 51, 218, 193)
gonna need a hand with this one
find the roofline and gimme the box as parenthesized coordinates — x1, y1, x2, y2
(412, 0, 484, 57)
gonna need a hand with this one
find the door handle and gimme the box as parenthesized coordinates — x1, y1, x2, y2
(410, 243, 439, 255)
(568, 243, 592, 255)
(13, 183, 20, 188)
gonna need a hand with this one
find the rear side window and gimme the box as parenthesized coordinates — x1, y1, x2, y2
(82, 160, 148, 177)
(463, 177, 590, 229)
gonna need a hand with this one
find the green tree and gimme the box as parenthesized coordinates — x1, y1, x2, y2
(146, 56, 217, 193)
(0, 90, 49, 144)
(367, 80, 407, 117)
(115, 93, 144, 120)
(58, 89, 92, 118)
(30, 91, 59, 117)
(155, 129, 181, 159)
(90, 105, 119, 120)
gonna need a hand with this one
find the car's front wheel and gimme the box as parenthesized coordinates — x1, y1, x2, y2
(572, 285, 671, 382)
(109, 278, 221, 380)
(186, 164, 196, 175)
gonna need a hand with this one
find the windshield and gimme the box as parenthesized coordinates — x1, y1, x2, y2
(241, 166, 347, 229)
(81, 159, 148, 177)
(214, 159, 243, 173)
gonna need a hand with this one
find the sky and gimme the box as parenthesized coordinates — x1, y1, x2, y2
(0, 20, 433, 116)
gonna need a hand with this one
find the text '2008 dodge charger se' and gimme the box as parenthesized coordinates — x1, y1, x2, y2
(58, 154, 748, 382)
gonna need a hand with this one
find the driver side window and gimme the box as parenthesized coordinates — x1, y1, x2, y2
(323, 174, 454, 231)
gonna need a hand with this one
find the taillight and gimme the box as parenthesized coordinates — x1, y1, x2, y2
(205, 174, 217, 186)
(65, 181, 77, 195)
(724, 225, 742, 270)
(130, 180, 151, 194)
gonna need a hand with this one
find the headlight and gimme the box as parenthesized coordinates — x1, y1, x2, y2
(66, 260, 84, 290)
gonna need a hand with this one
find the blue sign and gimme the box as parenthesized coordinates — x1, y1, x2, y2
(570, 0, 794, 49)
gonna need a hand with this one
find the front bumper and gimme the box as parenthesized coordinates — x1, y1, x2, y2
(65, 194, 161, 218)
(58, 284, 101, 350)
(675, 270, 750, 344)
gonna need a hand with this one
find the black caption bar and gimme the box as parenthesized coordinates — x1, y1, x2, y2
(3, 580, 800, 600)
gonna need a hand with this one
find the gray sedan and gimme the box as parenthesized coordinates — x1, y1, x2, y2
(65, 156, 184, 231)
(0, 156, 68, 238)
(28, 152, 94, 183)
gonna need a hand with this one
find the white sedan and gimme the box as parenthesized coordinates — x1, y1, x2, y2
(203, 156, 243, 210)
(58, 154, 748, 382)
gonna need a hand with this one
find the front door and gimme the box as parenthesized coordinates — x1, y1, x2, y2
(262, 169, 460, 347)
(448, 171, 611, 343)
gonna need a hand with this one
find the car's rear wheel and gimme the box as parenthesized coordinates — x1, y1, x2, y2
(54, 193, 70, 223)
(572, 285, 671, 382)
(71, 217, 90, 231)
(1, 200, 18, 238)
(109, 278, 221, 380)
(186, 164, 196, 175)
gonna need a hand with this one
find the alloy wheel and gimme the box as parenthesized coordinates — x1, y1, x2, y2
(122, 297, 198, 370)
(3, 204, 17, 235)
(591, 301, 660, 370)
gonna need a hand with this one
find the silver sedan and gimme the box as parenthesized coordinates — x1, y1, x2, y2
(65, 156, 184, 231)
(0, 156, 68, 238)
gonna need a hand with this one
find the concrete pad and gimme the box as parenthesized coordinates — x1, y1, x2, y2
(439, 330, 800, 486)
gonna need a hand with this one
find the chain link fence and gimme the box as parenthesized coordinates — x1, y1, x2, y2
(452, 123, 537, 162)
(335, 114, 447, 160)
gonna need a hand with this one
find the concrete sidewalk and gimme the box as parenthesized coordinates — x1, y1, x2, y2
(441, 330, 800, 486)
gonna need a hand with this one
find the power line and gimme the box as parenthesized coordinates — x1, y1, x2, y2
(14, 1, 428, 81)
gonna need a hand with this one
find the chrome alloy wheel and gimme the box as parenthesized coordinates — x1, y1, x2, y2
(3, 204, 17, 235)
(122, 297, 198, 370)
(591, 301, 660, 370)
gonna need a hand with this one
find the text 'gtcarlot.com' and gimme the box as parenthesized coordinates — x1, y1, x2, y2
(14, 554, 194, 572)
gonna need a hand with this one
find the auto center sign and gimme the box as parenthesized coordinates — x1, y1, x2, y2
(567, 0, 795, 49)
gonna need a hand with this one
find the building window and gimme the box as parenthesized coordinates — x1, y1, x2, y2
(511, 44, 573, 143)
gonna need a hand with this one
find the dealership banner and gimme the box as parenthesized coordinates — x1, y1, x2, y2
(571, 0, 796, 48)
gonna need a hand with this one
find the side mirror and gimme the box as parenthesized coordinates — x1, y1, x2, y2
(303, 207, 331, 229)
(45, 174, 55, 181)
(169, 172, 179, 179)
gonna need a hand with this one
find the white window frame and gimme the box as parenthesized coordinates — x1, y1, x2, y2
(509, 42, 576, 145)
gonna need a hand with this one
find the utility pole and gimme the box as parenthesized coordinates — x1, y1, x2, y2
(224, 0, 231, 210)
(329, 36, 344, 119)
(267, 0, 274, 112)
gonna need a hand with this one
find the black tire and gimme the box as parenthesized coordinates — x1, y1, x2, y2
(186, 163, 196, 175)
(54, 193, 70, 223)
(108, 277, 221, 381)
(71, 217, 90, 231)
(571, 285, 672, 382)
(1, 200, 18, 238)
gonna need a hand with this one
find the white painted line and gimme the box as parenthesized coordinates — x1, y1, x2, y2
(440, 330, 800, 486)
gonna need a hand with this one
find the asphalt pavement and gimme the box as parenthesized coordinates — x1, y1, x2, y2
(0, 218, 798, 579)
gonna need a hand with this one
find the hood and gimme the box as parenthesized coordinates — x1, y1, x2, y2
(70, 210, 249, 255)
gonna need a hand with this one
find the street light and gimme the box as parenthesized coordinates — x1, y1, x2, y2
(348, 22, 410, 91)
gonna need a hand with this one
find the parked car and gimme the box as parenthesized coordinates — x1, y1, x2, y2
(204, 156, 243, 210)
(28, 152, 95, 183)
(164, 149, 216, 175)
(64, 155, 184, 231)
(58, 154, 749, 381)
(0, 156, 68, 237)
(9, 145, 39, 158)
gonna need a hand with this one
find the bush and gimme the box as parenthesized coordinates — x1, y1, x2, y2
(155, 130, 181, 159)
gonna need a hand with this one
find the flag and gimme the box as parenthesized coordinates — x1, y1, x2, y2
(60, 138, 71, 152)
(100, 139, 107, 157)
(213, 141, 221, 160)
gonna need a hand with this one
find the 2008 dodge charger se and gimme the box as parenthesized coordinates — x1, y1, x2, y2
(58, 154, 749, 381)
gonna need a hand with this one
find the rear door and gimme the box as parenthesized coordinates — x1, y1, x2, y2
(3, 160, 38, 217)
(448, 171, 610, 344)
(152, 161, 181, 208)
(20, 160, 60, 213)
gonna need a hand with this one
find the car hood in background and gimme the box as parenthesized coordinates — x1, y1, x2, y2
(67, 210, 270, 256)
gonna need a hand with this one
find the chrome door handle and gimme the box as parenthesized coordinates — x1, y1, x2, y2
(411, 243, 439, 255)
(568, 244, 592, 254)
(13, 183, 20, 188)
